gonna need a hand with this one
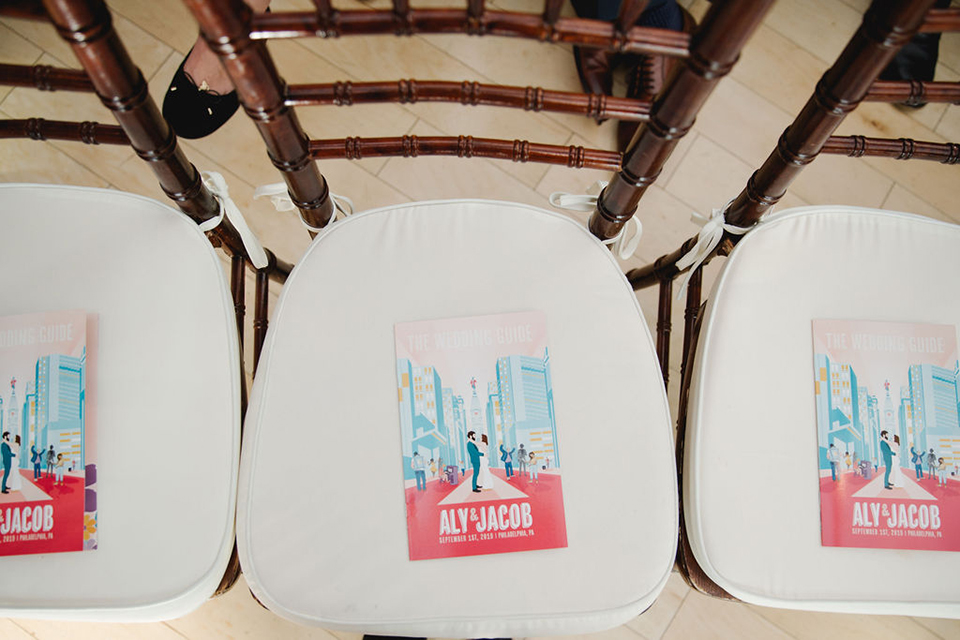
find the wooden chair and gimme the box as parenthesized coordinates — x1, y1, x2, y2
(174, 0, 797, 635)
(0, 0, 284, 619)
(628, 0, 960, 616)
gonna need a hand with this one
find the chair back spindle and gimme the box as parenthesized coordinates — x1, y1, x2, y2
(590, 0, 776, 241)
(40, 0, 221, 224)
(725, 0, 942, 228)
(184, 0, 336, 231)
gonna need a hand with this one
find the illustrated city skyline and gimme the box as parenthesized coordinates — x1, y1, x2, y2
(0, 351, 87, 473)
(815, 352, 960, 473)
(396, 348, 559, 481)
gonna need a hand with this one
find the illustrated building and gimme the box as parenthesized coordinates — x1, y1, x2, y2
(8, 378, 19, 461)
(899, 385, 914, 469)
(35, 354, 85, 471)
(396, 358, 455, 480)
(442, 388, 467, 470)
(908, 362, 960, 471)
(486, 381, 503, 467)
(20, 382, 37, 470)
(495, 348, 560, 468)
(814, 354, 866, 466)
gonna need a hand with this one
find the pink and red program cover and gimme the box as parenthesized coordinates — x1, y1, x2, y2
(0, 310, 97, 557)
(395, 311, 567, 561)
(813, 318, 960, 551)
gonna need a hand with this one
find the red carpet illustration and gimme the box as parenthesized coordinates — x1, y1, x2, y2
(404, 468, 566, 560)
(0, 471, 85, 556)
(820, 469, 960, 551)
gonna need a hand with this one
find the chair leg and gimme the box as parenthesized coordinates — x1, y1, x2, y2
(673, 268, 737, 600)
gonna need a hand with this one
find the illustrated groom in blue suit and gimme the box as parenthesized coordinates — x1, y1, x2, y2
(880, 430, 894, 490)
(467, 430, 482, 493)
(1, 431, 12, 494)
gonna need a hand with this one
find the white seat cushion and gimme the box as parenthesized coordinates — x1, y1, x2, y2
(0, 185, 240, 621)
(685, 205, 960, 618)
(239, 200, 677, 637)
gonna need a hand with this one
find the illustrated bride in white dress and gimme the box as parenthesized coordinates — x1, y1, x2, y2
(478, 434, 494, 490)
(8, 435, 22, 491)
(891, 435, 903, 488)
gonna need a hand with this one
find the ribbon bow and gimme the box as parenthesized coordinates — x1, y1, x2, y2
(253, 182, 354, 233)
(549, 181, 643, 260)
(199, 171, 268, 269)
(674, 201, 751, 298)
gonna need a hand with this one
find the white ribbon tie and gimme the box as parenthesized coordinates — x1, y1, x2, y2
(674, 201, 750, 298)
(549, 180, 643, 260)
(199, 171, 268, 269)
(253, 182, 354, 233)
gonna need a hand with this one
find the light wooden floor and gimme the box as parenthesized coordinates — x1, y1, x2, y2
(2, 0, 960, 638)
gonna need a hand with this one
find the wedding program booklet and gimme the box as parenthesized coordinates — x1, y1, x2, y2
(395, 311, 568, 560)
(812, 318, 960, 551)
(0, 310, 98, 556)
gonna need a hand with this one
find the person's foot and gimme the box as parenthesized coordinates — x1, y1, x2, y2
(183, 38, 234, 96)
(163, 37, 240, 140)
(472, 489, 481, 493)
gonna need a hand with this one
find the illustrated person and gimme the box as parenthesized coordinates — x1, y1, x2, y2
(54, 453, 65, 484)
(429, 458, 437, 478)
(528, 450, 539, 483)
(31, 444, 42, 480)
(880, 431, 894, 490)
(500, 443, 516, 478)
(928, 448, 938, 479)
(827, 444, 841, 481)
(517, 444, 528, 477)
(891, 436, 903, 488)
(467, 431, 482, 493)
(0, 432, 11, 494)
(411, 451, 427, 492)
(8, 436, 21, 492)
(478, 434, 494, 490)
(938, 457, 949, 487)
(911, 445, 924, 479)
(844, 451, 852, 473)
(46, 445, 56, 478)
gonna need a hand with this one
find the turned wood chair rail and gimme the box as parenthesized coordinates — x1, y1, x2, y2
(918, 6, 960, 31)
(286, 80, 650, 123)
(823, 135, 960, 164)
(0, 117, 128, 145)
(310, 136, 622, 170)
(250, 5, 690, 57)
(0, 62, 93, 91)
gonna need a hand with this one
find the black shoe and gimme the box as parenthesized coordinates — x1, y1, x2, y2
(472, 489, 481, 493)
(162, 47, 240, 139)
